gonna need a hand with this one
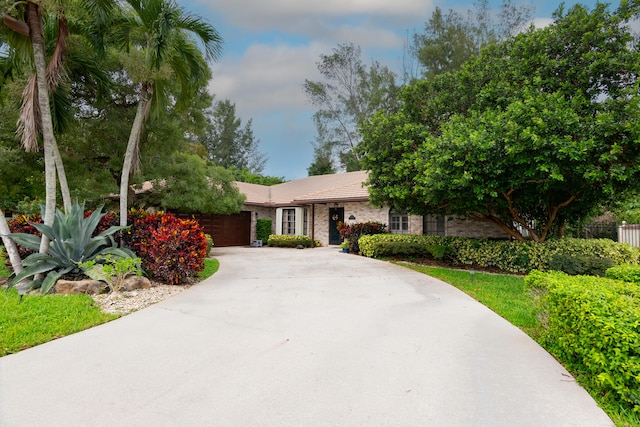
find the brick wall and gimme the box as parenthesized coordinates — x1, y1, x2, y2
(446, 216, 510, 239)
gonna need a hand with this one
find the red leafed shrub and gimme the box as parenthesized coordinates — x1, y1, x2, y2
(337, 221, 387, 254)
(7, 214, 42, 259)
(132, 211, 207, 285)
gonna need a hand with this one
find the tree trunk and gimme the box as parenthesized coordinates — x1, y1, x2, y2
(53, 142, 72, 212)
(27, 1, 56, 254)
(0, 210, 23, 275)
(119, 83, 150, 227)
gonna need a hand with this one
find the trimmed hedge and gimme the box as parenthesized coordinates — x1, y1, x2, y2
(267, 234, 312, 248)
(525, 271, 640, 412)
(337, 221, 386, 253)
(358, 234, 640, 274)
(256, 218, 272, 244)
(606, 264, 640, 284)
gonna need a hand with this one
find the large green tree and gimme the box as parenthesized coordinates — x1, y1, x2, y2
(360, 2, 640, 242)
(304, 42, 400, 172)
(202, 98, 266, 173)
(113, 0, 222, 227)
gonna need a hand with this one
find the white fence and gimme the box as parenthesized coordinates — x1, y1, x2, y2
(618, 222, 640, 248)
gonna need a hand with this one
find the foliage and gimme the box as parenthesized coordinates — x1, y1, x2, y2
(412, 0, 533, 78)
(358, 234, 640, 274)
(256, 218, 272, 244)
(134, 212, 208, 285)
(0, 247, 10, 277)
(525, 271, 640, 412)
(548, 254, 614, 277)
(143, 154, 246, 214)
(606, 264, 640, 284)
(203, 99, 266, 173)
(9, 202, 135, 294)
(0, 288, 117, 357)
(373, 240, 453, 260)
(7, 213, 42, 259)
(79, 255, 143, 292)
(204, 234, 214, 255)
(360, 3, 640, 242)
(304, 42, 401, 171)
(267, 234, 313, 248)
(337, 221, 387, 253)
(231, 168, 285, 186)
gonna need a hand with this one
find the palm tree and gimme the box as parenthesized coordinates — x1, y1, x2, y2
(114, 0, 222, 227)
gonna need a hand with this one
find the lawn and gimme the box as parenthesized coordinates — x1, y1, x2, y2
(399, 262, 639, 427)
(0, 255, 219, 357)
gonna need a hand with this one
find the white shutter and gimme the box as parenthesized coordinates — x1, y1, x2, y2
(275, 208, 283, 234)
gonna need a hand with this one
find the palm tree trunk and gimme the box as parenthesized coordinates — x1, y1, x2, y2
(0, 210, 23, 275)
(119, 83, 150, 227)
(27, 1, 56, 254)
(53, 143, 72, 212)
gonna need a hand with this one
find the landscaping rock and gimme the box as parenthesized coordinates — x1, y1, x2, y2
(119, 276, 152, 291)
(55, 279, 104, 295)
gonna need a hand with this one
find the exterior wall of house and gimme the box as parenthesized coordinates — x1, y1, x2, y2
(445, 216, 510, 239)
(248, 206, 276, 242)
(245, 204, 509, 246)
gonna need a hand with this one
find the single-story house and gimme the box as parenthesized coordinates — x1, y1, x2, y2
(232, 171, 508, 247)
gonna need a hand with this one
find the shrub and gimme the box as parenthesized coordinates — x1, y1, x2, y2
(135, 212, 207, 285)
(359, 234, 640, 274)
(606, 264, 640, 284)
(7, 214, 42, 259)
(549, 254, 615, 276)
(267, 234, 312, 248)
(80, 255, 143, 292)
(337, 221, 387, 253)
(9, 202, 134, 294)
(525, 271, 640, 412)
(256, 218, 272, 244)
(204, 234, 214, 254)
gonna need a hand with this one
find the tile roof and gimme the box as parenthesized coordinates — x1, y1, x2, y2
(236, 170, 369, 206)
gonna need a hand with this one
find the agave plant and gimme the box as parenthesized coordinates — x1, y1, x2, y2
(8, 202, 136, 294)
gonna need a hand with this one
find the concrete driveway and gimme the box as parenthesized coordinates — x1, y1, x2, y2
(0, 247, 612, 426)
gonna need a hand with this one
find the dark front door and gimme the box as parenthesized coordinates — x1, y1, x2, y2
(328, 207, 344, 245)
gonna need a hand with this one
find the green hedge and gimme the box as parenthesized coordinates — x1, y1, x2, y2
(358, 234, 640, 274)
(606, 264, 640, 284)
(525, 271, 640, 412)
(256, 218, 272, 244)
(267, 234, 312, 248)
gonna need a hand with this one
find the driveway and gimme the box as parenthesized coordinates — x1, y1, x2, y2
(0, 247, 612, 426)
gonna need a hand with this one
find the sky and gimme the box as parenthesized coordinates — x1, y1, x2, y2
(181, 0, 601, 180)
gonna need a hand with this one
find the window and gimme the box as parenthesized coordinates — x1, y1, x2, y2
(389, 209, 409, 234)
(276, 207, 307, 236)
(423, 214, 445, 236)
(282, 208, 296, 235)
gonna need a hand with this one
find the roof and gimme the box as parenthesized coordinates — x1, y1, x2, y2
(236, 170, 369, 207)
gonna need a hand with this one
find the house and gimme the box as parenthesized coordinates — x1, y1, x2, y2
(232, 171, 508, 247)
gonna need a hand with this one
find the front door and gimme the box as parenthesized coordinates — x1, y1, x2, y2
(328, 207, 344, 245)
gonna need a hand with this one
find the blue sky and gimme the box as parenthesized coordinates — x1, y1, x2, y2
(181, 0, 602, 180)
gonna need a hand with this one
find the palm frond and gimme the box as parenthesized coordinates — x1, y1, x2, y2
(17, 75, 41, 152)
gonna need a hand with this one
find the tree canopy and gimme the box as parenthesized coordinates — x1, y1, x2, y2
(360, 2, 640, 242)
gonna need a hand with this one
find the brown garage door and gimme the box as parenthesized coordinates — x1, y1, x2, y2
(174, 212, 251, 247)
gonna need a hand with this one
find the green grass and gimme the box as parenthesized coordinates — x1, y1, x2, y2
(0, 288, 117, 356)
(198, 258, 219, 280)
(399, 262, 639, 427)
(1, 256, 220, 357)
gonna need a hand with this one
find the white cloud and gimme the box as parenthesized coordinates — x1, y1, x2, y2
(197, 0, 433, 32)
(208, 42, 327, 118)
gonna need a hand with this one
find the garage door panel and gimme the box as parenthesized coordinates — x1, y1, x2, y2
(174, 211, 251, 247)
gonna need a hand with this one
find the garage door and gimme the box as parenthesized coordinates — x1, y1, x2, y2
(175, 212, 251, 247)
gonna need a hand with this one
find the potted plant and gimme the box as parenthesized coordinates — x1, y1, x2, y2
(340, 240, 349, 253)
